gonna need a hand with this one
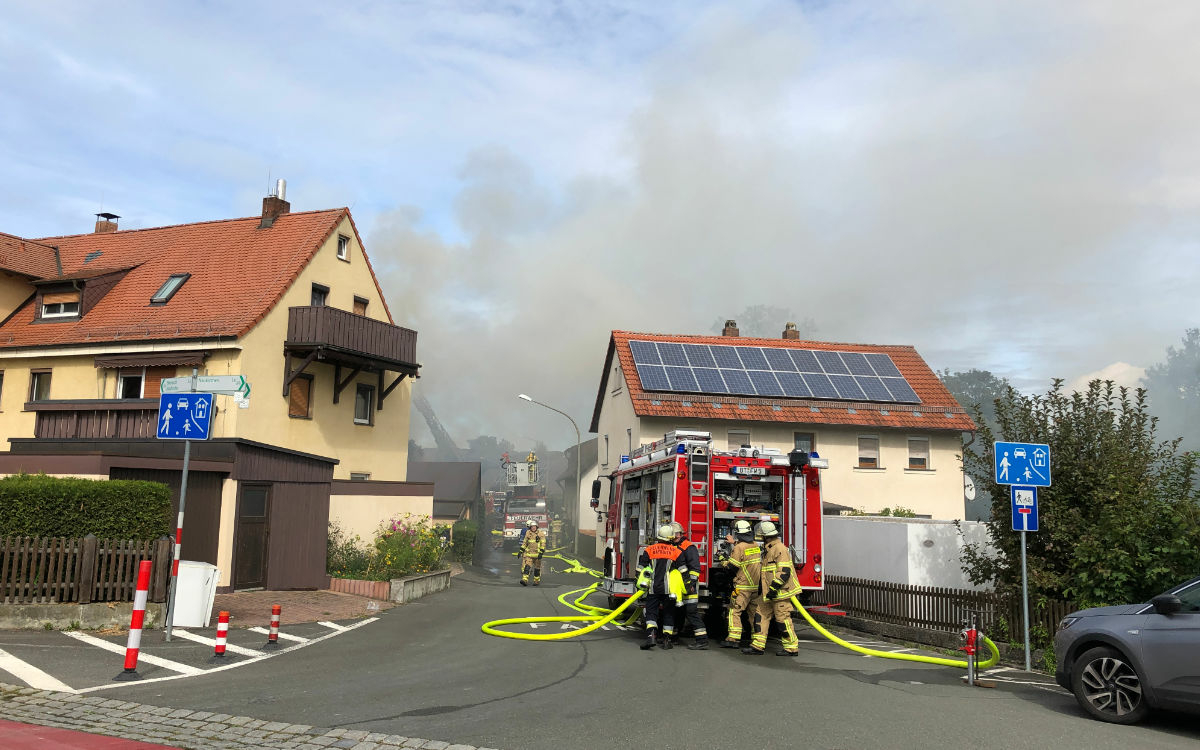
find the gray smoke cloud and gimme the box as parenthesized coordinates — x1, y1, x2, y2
(368, 0, 1200, 446)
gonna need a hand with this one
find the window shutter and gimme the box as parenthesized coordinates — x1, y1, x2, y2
(43, 291, 81, 304)
(289, 378, 311, 417)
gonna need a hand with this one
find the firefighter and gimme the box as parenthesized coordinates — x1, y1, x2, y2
(549, 514, 564, 549)
(670, 521, 708, 650)
(637, 524, 684, 650)
(754, 521, 804, 656)
(718, 520, 762, 651)
(519, 520, 546, 586)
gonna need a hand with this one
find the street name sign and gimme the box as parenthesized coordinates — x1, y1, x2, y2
(161, 375, 250, 399)
(157, 393, 213, 440)
(993, 441, 1051, 487)
(1010, 485, 1039, 532)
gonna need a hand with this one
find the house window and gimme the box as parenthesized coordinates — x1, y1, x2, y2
(603, 434, 609, 466)
(350, 472, 371, 481)
(150, 274, 189, 304)
(119, 370, 144, 399)
(29, 370, 52, 401)
(794, 432, 815, 454)
(311, 284, 329, 307)
(353, 296, 368, 316)
(354, 383, 374, 425)
(337, 235, 350, 261)
(908, 437, 930, 470)
(41, 298, 80, 318)
(288, 375, 313, 419)
(727, 429, 750, 451)
(858, 436, 880, 469)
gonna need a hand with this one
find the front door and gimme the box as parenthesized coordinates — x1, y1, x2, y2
(235, 485, 270, 589)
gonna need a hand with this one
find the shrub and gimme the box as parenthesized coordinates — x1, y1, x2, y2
(327, 515, 448, 581)
(451, 519, 478, 563)
(326, 522, 372, 580)
(0, 474, 170, 539)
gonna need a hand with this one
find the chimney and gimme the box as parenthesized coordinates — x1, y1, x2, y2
(782, 322, 800, 340)
(722, 319, 739, 337)
(260, 178, 290, 228)
(94, 212, 120, 233)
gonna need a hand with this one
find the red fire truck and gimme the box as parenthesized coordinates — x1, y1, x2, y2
(597, 430, 827, 619)
(501, 454, 549, 549)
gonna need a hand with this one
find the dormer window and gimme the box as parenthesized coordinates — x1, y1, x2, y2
(151, 273, 190, 304)
(42, 292, 81, 319)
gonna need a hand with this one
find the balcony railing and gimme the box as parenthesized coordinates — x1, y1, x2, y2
(27, 400, 158, 440)
(285, 306, 418, 369)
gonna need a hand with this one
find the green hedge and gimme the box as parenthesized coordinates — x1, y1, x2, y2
(451, 519, 478, 563)
(0, 474, 171, 539)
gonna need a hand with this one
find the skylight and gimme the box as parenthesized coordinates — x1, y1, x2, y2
(151, 273, 190, 304)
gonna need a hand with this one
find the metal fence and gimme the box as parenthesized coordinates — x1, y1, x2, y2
(810, 575, 1074, 643)
(0, 534, 172, 605)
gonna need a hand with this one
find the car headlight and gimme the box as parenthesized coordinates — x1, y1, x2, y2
(1058, 616, 1079, 630)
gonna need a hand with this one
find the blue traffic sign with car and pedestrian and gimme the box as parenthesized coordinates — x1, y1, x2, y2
(993, 441, 1051, 487)
(157, 393, 213, 440)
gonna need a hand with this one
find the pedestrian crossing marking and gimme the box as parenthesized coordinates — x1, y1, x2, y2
(248, 626, 308, 643)
(318, 621, 348, 632)
(63, 632, 203, 675)
(171, 629, 263, 657)
(0, 647, 77, 693)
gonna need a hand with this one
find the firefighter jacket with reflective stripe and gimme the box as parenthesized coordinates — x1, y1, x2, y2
(676, 539, 701, 601)
(760, 538, 802, 600)
(519, 529, 545, 558)
(723, 541, 762, 591)
(638, 543, 683, 596)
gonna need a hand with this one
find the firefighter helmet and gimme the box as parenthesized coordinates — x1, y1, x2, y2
(757, 521, 779, 538)
(670, 521, 684, 537)
(527, 519, 539, 528)
(657, 524, 676, 542)
(732, 519, 754, 543)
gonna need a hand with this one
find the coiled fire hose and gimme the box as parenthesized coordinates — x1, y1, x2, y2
(482, 553, 1000, 669)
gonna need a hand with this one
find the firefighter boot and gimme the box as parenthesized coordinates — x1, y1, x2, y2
(532, 576, 541, 586)
(719, 640, 740, 649)
(640, 629, 658, 651)
(776, 650, 798, 657)
(741, 646, 765, 655)
(521, 564, 530, 586)
(687, 637, 709, 651)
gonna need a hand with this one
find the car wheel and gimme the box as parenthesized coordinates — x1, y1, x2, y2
(1070, 646, 1150, 724)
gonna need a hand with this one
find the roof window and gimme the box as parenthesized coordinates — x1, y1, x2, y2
(151, 274, 190, 304)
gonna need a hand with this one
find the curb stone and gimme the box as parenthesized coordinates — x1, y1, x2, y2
(0, 682, 503, 750)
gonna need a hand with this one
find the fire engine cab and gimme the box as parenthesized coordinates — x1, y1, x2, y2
(597, 430, 827, 615)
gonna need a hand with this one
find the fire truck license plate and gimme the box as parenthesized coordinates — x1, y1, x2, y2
(735, 466, 767, 476)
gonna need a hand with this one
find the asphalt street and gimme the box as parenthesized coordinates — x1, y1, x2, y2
(4, 547, 1198, 750)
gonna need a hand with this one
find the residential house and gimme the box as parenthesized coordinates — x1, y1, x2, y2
(0, 187, 431, 591)
(589, 324, 976, 527)
(406, 461, 483, 525)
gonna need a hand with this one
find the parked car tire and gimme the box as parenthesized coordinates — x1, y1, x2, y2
(1070, 646, 1149, 724)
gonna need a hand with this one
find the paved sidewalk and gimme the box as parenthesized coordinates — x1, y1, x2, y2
(0, 683, 502, 750)
(213, 590, 393, 628)
(0, 718, 179, 749)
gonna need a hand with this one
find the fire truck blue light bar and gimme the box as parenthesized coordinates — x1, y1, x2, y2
(628, 341, 921, 404)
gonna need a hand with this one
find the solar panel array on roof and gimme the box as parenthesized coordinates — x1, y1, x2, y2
(628, 341, 922, 404)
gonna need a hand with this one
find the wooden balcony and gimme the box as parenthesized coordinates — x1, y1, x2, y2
(28, 400, 158, 440)
(285, 306, 419, 372)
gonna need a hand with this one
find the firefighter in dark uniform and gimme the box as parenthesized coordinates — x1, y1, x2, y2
(519, 520, 546, 586)
(719, 519, 762, 650)
(753, 521, 804, 655)
(637, 524, 684, 650)
(670, 521, 708, 650)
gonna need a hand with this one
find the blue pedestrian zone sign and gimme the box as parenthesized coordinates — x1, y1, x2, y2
(993, 441, 1051, 487)
(157, 393, 213, 440)
(1011, 486, 1039, 532)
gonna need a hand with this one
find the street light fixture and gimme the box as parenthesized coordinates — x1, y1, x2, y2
(517, 393, 582, 557)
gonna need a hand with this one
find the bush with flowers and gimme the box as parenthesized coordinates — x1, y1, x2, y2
(327, 515, 448, 581)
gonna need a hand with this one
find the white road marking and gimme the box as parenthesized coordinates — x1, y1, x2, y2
(318, 621, 348, 632)
(76, 617, 379, 694)
(170, 629, 263, 657)
(0, 647, 77, 693)
(248, 626, 308, 643)
(63, 632, 202, 675)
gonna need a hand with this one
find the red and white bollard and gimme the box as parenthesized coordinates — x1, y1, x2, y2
(263, 604, 281, 649)
(210, 610, 230, 661)
(113, 560, 153, 681)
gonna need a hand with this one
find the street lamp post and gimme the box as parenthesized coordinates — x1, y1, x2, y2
(518, 394, 582, 557)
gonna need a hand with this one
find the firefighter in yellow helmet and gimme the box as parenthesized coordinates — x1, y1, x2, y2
(752, 520, 804, 656)
(719, 519, 762, 650)
(519, 520, 546, 586)
(670, 521, 708, 650)
(637, 524, 685, 650)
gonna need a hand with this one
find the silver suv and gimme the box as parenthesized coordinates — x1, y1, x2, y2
(1055, 576, 1200, 724)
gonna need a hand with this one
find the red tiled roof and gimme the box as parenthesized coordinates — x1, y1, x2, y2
(590, 330, 975, 433)
(0, 232, 59, 278)
(0, 209, 371, 348)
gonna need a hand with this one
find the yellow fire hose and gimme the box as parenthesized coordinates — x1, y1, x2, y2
(484, 551, 1000, 669)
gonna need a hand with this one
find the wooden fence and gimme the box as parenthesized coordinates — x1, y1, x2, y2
(810, 575, 1075, 643)
(0, 535, 172, 605)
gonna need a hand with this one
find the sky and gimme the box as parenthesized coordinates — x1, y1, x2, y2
(2, 0, 1197, 450)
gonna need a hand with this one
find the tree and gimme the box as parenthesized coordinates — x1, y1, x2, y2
(939, 368, 1010, 435)
(960, 379, 1200, 608)
(1144, 328, 1200, 452)
(710, 305, 816, 339)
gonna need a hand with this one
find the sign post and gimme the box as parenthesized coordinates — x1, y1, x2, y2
(995, 441, 1051, 672)
(157, 370, 214, 641)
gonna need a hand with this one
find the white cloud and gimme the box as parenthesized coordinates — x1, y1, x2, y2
(1066, 362, 1148, 395)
